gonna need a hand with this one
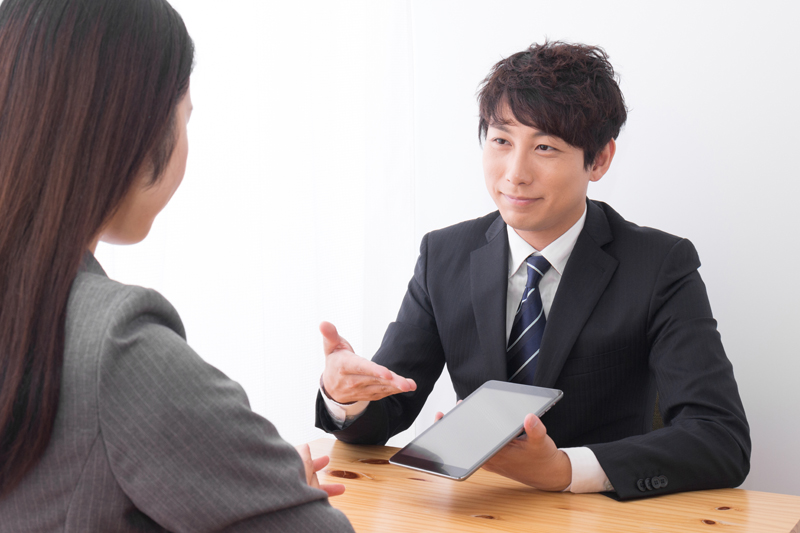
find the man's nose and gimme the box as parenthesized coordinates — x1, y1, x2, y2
(506, 151, 533, 185)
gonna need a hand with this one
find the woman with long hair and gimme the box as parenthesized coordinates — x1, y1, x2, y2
(0, 0, 352, 530)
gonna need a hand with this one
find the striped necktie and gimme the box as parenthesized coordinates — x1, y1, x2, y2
(507, 254, 551, 385)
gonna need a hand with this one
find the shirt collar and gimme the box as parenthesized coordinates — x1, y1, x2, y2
(506, 205, 587, 279)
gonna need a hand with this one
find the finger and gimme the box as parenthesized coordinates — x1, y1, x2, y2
(335, 355, 417, 391)
(295, 443, 311, 463)
(323, 378, 409, 404)
(311, 455, 330, 473)
(344, 357, 394, 381)
(522, 413, 546, 441)
(326, 379, 391, 404)
(433, 397, 464, 423)
(319, 321, 353, 355)
(386, 372, 416, 392)
(320, 483, 346, 497)
(334, 377, 401, 395)
(360, 382, 423, 400)
(294, 444, 313, 483)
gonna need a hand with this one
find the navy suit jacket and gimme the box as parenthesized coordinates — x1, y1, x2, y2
(316, 199, 750, 500)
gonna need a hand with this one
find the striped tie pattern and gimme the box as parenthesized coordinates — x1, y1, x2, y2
(507, 254, 551, 385)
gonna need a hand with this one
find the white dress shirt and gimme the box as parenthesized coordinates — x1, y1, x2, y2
(323, 206, 613, 493)
(504, 208, 613, 493)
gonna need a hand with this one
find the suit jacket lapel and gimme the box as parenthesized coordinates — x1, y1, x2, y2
(470, 214, 509, 381)
(534, 200, 618, 388)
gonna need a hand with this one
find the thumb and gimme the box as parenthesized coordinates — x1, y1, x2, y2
(319, 321, 351, 355)
(523, 413, 546, 441)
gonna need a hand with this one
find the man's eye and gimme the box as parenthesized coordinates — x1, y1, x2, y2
(493, 138, 509, 145)
(537, 144, 553, 151)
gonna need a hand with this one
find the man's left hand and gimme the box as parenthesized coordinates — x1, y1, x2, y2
(481, 413, 572, 492)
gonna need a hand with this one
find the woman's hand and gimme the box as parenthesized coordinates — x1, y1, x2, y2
(295, 443, 346, 497)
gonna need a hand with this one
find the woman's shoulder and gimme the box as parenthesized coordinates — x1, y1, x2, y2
(69, 257, 185, 336)
(64, 256, 188, 379)
(63, 256, 211, 429)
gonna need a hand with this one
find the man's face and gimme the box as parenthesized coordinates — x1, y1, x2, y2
(482, 110, 612, 250)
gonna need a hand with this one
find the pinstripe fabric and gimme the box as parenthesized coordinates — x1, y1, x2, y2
(0, 254, 353, 532)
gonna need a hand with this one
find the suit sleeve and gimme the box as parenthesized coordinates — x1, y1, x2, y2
(588, 238, 751, 500)
(97, 287, 354, 532)
(315, 233, 447, 445)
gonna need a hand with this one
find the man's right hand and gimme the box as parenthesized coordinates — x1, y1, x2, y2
(320, 321, 416, 404)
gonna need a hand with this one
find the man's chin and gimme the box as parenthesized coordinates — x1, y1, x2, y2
(498, 212, 544, 233)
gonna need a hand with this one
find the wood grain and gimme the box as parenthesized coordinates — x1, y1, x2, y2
(310, 438, 800, 533)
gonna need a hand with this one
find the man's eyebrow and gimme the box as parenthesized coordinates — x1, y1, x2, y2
(488, 122, 550, 138)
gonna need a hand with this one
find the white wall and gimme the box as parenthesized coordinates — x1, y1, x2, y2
(98, 0, 799, 497)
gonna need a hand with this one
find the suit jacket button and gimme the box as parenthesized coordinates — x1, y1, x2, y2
(652, 476, 662, 489)
(644, 477, 653, 491)
(637, 479, 646, 492)
(659, 475, 668, 488)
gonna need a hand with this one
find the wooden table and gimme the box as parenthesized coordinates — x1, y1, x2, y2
(310, 438, 800, 533)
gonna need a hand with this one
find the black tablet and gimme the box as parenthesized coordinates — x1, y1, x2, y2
(389, 380, 563, 480)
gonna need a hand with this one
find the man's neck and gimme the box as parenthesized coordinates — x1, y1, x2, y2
(512, 209, 587, 251)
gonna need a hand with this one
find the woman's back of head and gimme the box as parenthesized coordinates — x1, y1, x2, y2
(0, 0, 193, 495)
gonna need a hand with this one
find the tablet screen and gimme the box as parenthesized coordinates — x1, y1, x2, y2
(390, 381, 562, 480)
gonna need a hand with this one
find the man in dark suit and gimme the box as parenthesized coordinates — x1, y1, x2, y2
(315, 41, 750, 500)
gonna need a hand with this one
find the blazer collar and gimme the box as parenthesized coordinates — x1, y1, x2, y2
(534, 199, 619, 387)
(470, 213, 510, 381)
(81, 251, 108, 277)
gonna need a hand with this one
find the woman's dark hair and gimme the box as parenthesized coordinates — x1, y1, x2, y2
(478, 41, 627, 168)
(0, 0, 193, 494)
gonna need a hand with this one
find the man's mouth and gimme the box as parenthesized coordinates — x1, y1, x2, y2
(502, 193, 541, 206)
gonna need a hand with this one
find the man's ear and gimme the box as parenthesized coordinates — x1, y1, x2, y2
(589, 139, 616, 182)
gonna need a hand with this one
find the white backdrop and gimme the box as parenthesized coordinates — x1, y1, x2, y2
(98, 0, 376, 448)
(98, 0, 799, 496)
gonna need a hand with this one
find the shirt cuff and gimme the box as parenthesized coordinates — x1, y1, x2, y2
(560, 447, 615, 493)
(320, 386, 370, 429)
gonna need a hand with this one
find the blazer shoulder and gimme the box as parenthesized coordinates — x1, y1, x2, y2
(592, 200, 694, 248)
(425, 211, 503, 247)
(589, 199, 702, 274)
(66, 266, 187, 365)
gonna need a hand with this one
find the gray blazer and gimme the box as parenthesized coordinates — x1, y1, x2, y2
(0, 254, 353, 532)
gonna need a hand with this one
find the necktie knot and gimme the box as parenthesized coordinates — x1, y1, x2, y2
(525, 254, 551, 289)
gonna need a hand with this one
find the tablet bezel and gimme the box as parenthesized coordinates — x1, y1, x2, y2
(388, 380, 563, 481)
